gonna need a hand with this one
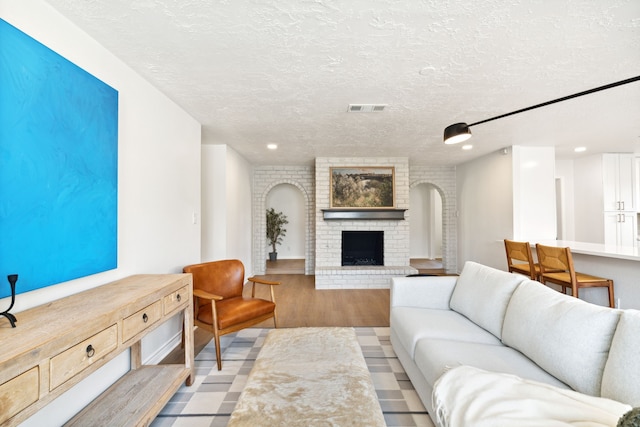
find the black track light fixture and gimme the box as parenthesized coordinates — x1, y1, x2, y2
(444, 75, 640, 145)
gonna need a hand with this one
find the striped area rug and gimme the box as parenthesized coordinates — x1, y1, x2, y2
(152, 327, 432, 427)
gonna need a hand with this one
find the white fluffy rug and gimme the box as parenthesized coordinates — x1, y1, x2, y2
(227, 327, 386, 427)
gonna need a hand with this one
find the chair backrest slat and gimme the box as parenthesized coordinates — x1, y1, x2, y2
(505, 240, 531, 263)
(504, 239, 538, 280)
(535, 244, 571, 273)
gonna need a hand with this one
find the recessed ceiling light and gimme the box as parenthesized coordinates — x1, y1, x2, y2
(419, 66, 436, 76)
(267, 144, 277, 150)
(462, 144, 473, 150)
(347, 104, 387, 112)
(574, 147, 586, 152)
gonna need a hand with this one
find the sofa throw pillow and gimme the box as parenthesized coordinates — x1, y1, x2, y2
(601, 309, 640, 407)
(502, 280, 620, 396)
(449, 261, 524, 339)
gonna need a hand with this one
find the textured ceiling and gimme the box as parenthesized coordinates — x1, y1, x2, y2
(45, 0, 640, 166)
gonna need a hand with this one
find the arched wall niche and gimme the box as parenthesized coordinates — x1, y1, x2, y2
(252, 166, 315, 275)
(409, 166, 458, 274)
(410, 183, 443, 260)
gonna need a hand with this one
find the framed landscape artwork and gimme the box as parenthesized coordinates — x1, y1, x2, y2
(330, 167, 395, 208)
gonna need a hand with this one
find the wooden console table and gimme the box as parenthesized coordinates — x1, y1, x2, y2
(0, 274, 194, 426)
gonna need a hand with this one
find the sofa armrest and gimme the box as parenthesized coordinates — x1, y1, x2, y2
(390, 275, 457, 310)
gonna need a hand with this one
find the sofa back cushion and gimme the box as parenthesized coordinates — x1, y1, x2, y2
(601, 309, 640, 406)
(449, 261, 524, 339)
(502, 280, 620, 396)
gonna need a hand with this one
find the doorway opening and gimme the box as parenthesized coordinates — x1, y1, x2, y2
(409, 183, 444, 274)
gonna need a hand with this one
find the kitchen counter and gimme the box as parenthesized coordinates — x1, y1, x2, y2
(535, 240, 640, 262)
(532, 240, 640, 309)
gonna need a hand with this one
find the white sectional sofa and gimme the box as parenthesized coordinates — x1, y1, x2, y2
(390, 261, 639, 426)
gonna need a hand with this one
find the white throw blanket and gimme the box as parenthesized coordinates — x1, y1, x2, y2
(432, 366, 631, 427)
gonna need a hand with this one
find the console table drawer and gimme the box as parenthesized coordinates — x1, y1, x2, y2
(50, 325, 118, 391)
(122, 300, 161, 342)
(0, 367, 39, 424)
(163, 285, 189, 315)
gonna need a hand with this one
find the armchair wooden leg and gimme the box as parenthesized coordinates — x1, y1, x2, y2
(215, 332, 222, 371)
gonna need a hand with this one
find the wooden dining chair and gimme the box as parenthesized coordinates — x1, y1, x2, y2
(183, 259, 280, 370)
(535, 244, 615, 308)
(504, 239, 541, 280)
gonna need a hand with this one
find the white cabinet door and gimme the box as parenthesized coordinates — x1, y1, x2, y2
(604, 212, 637, 246)
(603, 153, 635, 211)
(618, 154, 635, 211)
(604, 212, 618, 246)
(636, 156, 640, 211)
(618, 213, 637, 247)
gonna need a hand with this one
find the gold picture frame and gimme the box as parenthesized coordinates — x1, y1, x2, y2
(330, 167, 395, 208)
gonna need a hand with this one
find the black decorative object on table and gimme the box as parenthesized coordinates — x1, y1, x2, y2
(1, 274, 18, 328)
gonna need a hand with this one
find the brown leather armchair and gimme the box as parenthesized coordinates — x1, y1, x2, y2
(183, 259, 279, 370)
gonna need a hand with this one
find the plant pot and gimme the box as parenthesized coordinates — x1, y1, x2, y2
(269, 252, 277, 262)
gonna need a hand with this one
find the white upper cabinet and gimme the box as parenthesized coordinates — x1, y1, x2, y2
(602, 153, 636, 212)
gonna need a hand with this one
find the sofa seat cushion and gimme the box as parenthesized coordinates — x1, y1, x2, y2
(601, 309, 640, 406)
(449, 261, 524, 339)
(391, 307, 501, 359)
(414, 338, 569, 390)
(502, 280, 620, 397)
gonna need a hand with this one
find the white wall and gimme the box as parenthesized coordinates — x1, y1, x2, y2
(410, 184, 442, 259)
(433, 191, 443, 258)
(573, 154, 605, 243)
(410, 186, 429, 258)
(266, 184, 306, 258)
(456, 148, 514, 270)
(512, 146, 557, 241)
(555, 159, 576, 240)
(225, 146, 253, 272)
(201, 144, 254, 272)
(1, 2, 201, 425)
(457, 146, 558, 271)
(201, 145, 227, 262)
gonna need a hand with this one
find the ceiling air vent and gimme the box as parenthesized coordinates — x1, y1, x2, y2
(348, 104, 387, 113)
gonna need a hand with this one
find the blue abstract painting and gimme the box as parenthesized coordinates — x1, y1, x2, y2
(0, 19, 118, 297)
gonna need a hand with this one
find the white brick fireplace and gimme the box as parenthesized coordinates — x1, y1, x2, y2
(252, 160, 457, 288)
(314, 157, 417, 289)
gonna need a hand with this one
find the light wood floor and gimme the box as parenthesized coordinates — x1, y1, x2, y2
(251, 273, 390, 327)
(162, 273, 390, 364)
(266, 259, 306, 274)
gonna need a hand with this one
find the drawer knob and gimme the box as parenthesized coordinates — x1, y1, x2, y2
(86, 344, 95, 358)
(142, 313, 149, 323)
(176, 293, 182, 302)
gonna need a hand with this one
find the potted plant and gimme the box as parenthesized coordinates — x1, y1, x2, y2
(266, 208, 288, 261)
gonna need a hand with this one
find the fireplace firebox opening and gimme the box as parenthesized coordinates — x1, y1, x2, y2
(341, 231, 384, 266)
